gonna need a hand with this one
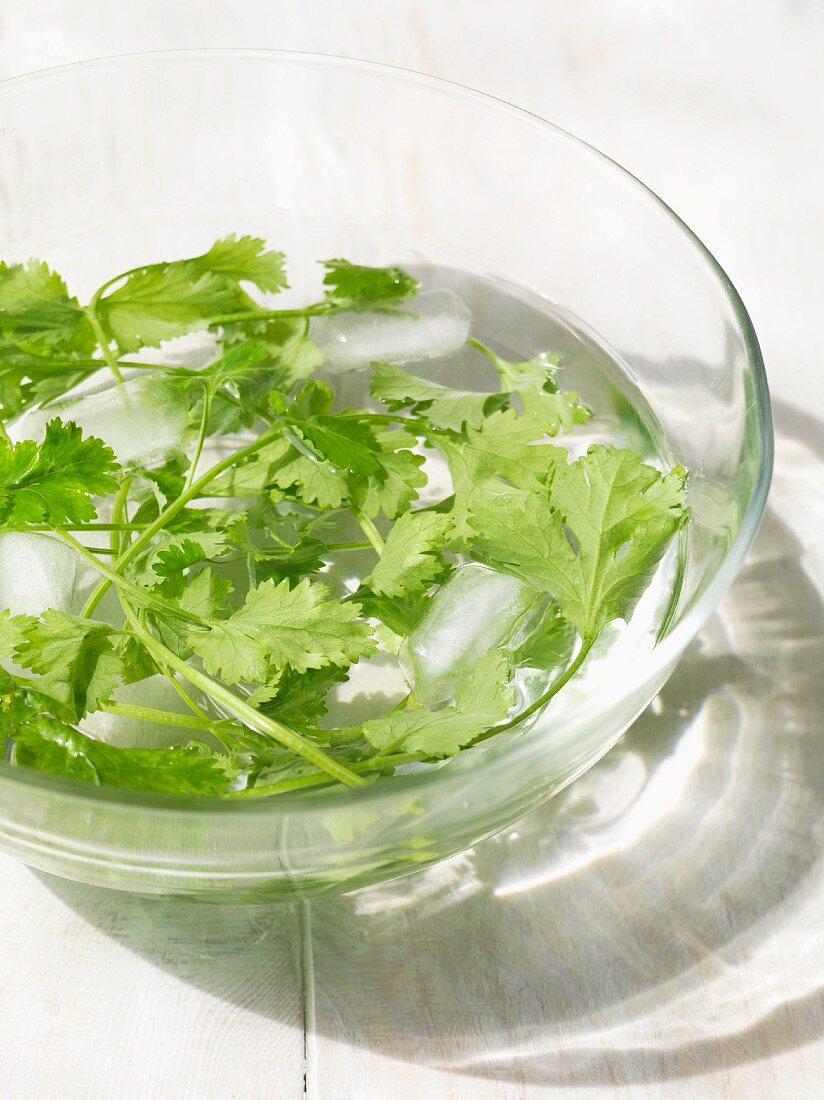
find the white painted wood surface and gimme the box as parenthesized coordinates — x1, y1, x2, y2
(1, 4, 823, 1097)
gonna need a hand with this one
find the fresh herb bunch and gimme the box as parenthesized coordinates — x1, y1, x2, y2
(0, 238, 688, 797)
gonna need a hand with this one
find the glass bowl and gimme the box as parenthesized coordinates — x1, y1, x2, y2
(0, 50, 772, 902)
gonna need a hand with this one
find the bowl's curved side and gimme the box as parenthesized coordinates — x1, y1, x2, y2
(0, 49, 772, 900)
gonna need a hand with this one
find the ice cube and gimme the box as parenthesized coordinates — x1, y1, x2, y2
(322, 652, 410, 728)
(8, 375, 188, 465)
(0, 532, 77, 616)
(79, 674, 210, 750)
(399, 563, 535, 707)
(312, 289, 472, 371)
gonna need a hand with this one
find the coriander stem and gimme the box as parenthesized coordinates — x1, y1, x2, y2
(120, 602, 366, 788)
(80, 423, 284, 618)
(184, 388, 212, 491)
(97, 700, 219, 732)
(110, 475, 133, 557)
(350, 506, 384, 554)
(484, 637, 594, 737)
(466, 337, 498, 363)
(165, 676, 213, 722)
(206, 303, 332, 327)
(232, 752, 425, 797)
(324, 540, 373, 552)
(85, 307, 125, 385)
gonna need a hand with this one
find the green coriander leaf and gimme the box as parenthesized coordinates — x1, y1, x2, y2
(429, 409, 564, 535)
(247, 754, 329, 788)
(350, 426, 427, 520)
(15, 611, 122, 721)
(0, 419, 119, 525)
(355, 589, 433, 640)
(365, 511, 453, 598)
(25, 370, 97, 414)
(97, 237, 288, 354)
(248, 538, 327, 586)
(197, 339, 272, 388)
(220, 319, 323, 392)
(472, 341, 591, 435)
(205, 442, 285, 497)
(294, 414, 382, 475)
(370, 360, 508, 431)
(252, 665, 349, 728)
(0, 608, 35, 660)
(198, 331, 322, 429)
(0, 357, 31, 421)
(12, 716, 237, 795)
(98, 264, 249, 352)
(512, 603, 576, 670)
(0, 260, 95, 356)
(96, 234, 288, 353)
(321, 259, 418, 309)
(144, 533, 229, 596)
(177, 569, 234, 619)
(264, 320, 324, 387)
(195, 235, 288, 294)
(224, 510, 328, 583)
(267, 434, 350, 509)
(244, 743, 368, 791)
(360, 706, 488, 758)
(289, 379, 334, 418)
(187, 578, 376, 683)
(152, 537, 223, 577)
(149, 569, 234, 660)
(451, 648, 515, 723)
(468, 446, 687, 638)
(115, 634, 158, 685)
(0, 348, 95, 422)
(129, 453, 189, 525)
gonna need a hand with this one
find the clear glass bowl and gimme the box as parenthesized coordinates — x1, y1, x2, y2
(0, 50, 772, 902)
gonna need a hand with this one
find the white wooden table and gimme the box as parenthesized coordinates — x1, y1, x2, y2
(1, 4, 823, 1097)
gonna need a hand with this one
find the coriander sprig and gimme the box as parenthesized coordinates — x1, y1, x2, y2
(0, 237, 687, 797)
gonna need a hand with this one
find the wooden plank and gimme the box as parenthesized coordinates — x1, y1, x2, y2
(0, 862, 306, 1099)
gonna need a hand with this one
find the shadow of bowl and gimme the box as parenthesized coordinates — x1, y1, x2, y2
(38, 399, 824, 1088)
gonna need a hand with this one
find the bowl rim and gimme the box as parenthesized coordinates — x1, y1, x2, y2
(0, 47, 774, 816)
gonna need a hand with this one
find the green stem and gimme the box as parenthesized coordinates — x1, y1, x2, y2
(85, 307, 125, 385)
(164, 676, 213, 722)
(350, 506, 384, 554)
(80, 423, 284, 618)
(324, 540, 373, 552)
(206, 303, 333, 327)
(233, 751, 424, 797)
(184, 388, 212, 491)
(466, 337, 497, 361)
(98, 700, 219, 733)
(110, 475, 133, 557)
(100, 698, 244, 751)
(90, 266, 146, 304)
(120, 601, 366, 788)
(0, 357, 172, 375)
(484, 637, 594, 737)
